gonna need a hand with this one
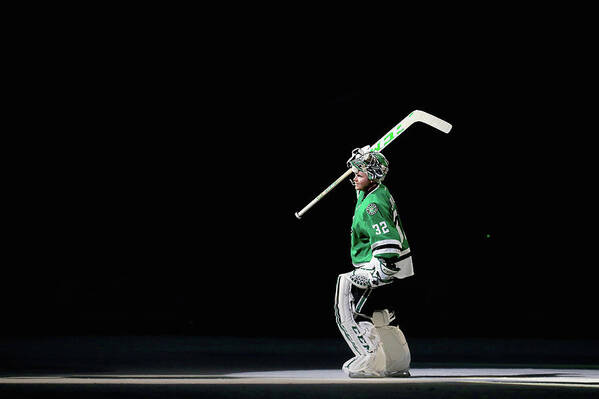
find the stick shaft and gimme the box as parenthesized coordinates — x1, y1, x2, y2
(295, 169, 353, 219)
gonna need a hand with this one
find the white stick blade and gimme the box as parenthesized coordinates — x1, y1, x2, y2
(412, 110, 452, 133)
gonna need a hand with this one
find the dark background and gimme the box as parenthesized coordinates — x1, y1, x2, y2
(4, 11, 596, 346)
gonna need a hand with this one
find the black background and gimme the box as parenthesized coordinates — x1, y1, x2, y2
(4, 10, 596, 343)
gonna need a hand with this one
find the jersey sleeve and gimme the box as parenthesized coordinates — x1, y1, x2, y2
(360, 198, 403, 260)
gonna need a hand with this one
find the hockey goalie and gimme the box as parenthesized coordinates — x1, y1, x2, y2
(334, 147, 413, 378)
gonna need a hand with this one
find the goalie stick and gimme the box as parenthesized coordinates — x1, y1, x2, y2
(295, 110, 452, 219)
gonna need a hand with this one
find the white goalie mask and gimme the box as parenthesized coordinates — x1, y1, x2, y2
(347, 146, 389, 184)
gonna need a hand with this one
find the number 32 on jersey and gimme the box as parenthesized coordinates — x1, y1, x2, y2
(372, 221, 389, 235)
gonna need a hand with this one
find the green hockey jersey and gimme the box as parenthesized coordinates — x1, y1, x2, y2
(351, 183, 410, 266)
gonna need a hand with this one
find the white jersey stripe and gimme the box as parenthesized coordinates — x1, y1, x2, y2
(373, 248, 402, 256)
(371, 239, 402, 250)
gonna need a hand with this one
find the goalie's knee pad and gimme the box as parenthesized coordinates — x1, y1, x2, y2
(372, 310, 411, 375)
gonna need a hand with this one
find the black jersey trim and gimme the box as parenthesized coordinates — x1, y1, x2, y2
(372, 243, 401, 251)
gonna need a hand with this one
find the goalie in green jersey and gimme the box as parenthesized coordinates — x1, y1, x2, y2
(334, 147, 413, 378)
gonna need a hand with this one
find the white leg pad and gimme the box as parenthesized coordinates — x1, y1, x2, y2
(335, 274, 378, 356)
(342, 344, 386, 378)
(342, 321, 386, 378)
(375, 325, 411, 374)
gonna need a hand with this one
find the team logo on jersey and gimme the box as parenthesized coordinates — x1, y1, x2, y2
(366, 203, 378, 215)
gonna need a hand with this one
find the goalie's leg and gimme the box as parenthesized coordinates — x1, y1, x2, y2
(372, 309, 411, 377)
(334, 272, 385, 377)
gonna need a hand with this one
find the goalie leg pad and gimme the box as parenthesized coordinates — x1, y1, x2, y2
(342, 344, 386, 378)
(334, 273, 379, 357)
(372, 310, 411, 375)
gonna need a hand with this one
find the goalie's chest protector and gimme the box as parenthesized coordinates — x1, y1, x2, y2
(350, 184, 410, 266)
